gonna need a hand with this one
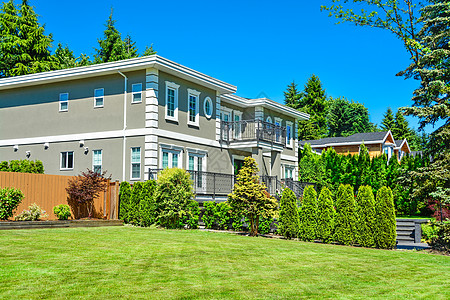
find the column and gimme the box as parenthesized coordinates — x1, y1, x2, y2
(144, 68, 159, 179)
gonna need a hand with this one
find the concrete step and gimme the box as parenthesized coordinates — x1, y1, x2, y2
(396, 222, 415, 227)
(396, 231, 414, 237)
(396, 236, 415, 242)
(397, 242, 430, 250)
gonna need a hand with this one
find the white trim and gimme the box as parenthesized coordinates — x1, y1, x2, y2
(94, 88, 104, 108)
(307, 140, 385, 148)
(187, 88, 201, 127)
(131, 83, 143, 104)
(159, 144, 183, 169)
(59, 92, 69, 112)
(165, 81, 180, 122)
(203, 96, 213, 119)
(60, 151, 74, 170)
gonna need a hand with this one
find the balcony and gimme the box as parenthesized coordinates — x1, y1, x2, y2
(220, 119, 286, 147)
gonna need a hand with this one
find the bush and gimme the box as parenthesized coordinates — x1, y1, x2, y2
(299, 185, 318, 241)
(278, 188, 300, 239)
(181, 201, 200, 229)
(15, 203, 47, 221)
(216, 202, 232, 230)
(53, 204, 71, 220)
(129, 181, 144, 225)
(155, 168, 197, 229)
(202, 201, 217, 229)
(139, 180, 157, 227)
(333, 184, 357, 246)
(0, 160, 44, 174)
(374, 186, 396, 249)
(0, 187, 24, 220)
(355, 185, 376, 248)
(316, 187, 335, 243)
(119, 181, 132, 223)
(231, 213, 248, 231)
(427, 219, 450, 253)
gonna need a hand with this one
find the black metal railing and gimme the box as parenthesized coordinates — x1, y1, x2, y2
(220, 119, 286, 146)
(282, 178, 317, 198)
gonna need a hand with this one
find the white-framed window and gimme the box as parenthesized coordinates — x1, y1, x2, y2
(220, 106, 232, 122)
(187, 149, 207, 190)
(283, 165, 295, 179)
(94, 88, 104, 108)
(59, 93, 69, 112)
(233, 110, 243, 139)
(383, 145, 394, 159)
(203, 96, 213, 119)
(165, 81, 180, 122)
(266, 116, 272, 123)
(93, 150, 102, 174)
(60, 151, 74, 170)
(160, 144, 183, 169)
(286, 121, 293, 148)
(132, 83, 142, 103)
(187, 89, 201, 127)
(275, 117, 282, 143)
(131, 147, 141, 180)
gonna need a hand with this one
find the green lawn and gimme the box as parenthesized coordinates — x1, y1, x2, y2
(0, 227, 449, 299)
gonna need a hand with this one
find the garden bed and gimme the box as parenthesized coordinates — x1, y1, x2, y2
(0, 219, 123, 230)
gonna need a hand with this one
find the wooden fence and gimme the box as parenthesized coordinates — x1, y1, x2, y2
(0, 171, 119, 220)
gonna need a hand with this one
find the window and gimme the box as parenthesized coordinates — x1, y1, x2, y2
(203, 97, 213, 119)
(93, 150, 102, 173)
(59, 93, 69, 111)
(165, 81, 180, 121)
(160, 144, 183, 169)
(94, 88, 104, 107)
(275, 117, 282, 143)
(234, 111, 242, 139)
(284, 165, 294, 179)
(131, 147, 141, 180)
(286, 121, 293, 148)
(132, 83, 142, 103)
(60, 151, 74, 170)
(187, 150, 206, 190)
(187, 89, 200, 126)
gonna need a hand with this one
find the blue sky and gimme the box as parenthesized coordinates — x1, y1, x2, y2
(32, 0, 423, 131)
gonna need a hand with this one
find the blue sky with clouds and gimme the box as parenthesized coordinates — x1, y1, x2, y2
(32, 0, 424, 131)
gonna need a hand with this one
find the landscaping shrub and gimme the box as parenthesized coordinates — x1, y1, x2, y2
(258, 216, 273, 234)
(181, 200, 200, 229)
(299, 185, 318, 241)
(155, 168, 197, 229)
(139, 180, 157, 227)
(216, 202, 232, 230)
(333, 184, 357, 246)
(202, 201, 217, 229)
(129, 181, 144, 225)
(374, 186, 396, 249)
(53, 204, 71, 220)
(355, 185, 376, 248)
(231, 213, 248, 231)
(119, 181, 132, 223)
(15, 203, 47, 221)
(316, 187, 335, 243)
(0, 187, 24, 220)
(278, 187, 300, 239)
(427, 219, 450, 253)
(0, 160, 44, 174)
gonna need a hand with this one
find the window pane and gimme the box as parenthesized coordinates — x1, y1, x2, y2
(132, 163, 140, 178)
(172, 153, 178, 168)
(93, 165, 101, 174)
(95, 98, 103, 107)
(132, 83, 142, 93)
(189, 156, 194, 171)
(167, 88, 175, 117)
(93, 150, 102, 165)
(197, 157, 203, 188)
(95, 89, 104, 98)
(61, 152, 66, 169)
(67, 152, 73, 169)
(131, 147, 140, 163)
(205, 100, 211, 115)
(189, 95, 196, 122)
(60, 93, 68, 101)
(60, 102, 68, 111)
(133, 93, 141, 103)
(162, 152, 169, 168)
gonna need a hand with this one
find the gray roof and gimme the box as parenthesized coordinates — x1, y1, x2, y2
(395, 139, 404, 147)
(299, 131, 389, 147)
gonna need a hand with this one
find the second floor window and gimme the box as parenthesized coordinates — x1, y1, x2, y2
(187, 89, 200, 126)
(94, 88, 104, 107)
(286, 121, 293, 148)
(132, 83, 142, 103)
(59, 93, 68, 111)
(165, 81, 180, 121)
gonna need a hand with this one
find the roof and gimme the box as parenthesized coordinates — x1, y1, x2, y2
(0, 55, 237, 94)
(221, 94, 310, 120)
(299, 131, 391, 147)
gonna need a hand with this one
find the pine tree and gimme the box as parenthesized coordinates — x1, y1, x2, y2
(278, 187, 300, 239)
(123, 34, 138, 59)
(356, 185, 376, 248)
(0, 0, 19, 77)
(316, 187, 335, 243)
(381, 107, 395, 132)
(94, 10, 127, 64)
(374, 186, 396, 249)
(284, 81, 301, 110)
(327, 97, 372, 137)
(392, 110, 412, 141)
(118, 181, 132, 223)
(299, 185, 318, 241)
(142, 44, 156, 56)
(333, 184, 357, 245)
(54, 43, 77, 69)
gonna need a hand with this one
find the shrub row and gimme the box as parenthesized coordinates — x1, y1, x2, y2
(0, 160, 44, 174)
(421, 220, 450, 253)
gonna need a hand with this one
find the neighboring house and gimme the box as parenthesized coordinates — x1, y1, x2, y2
(0, 55, 309, 200)
(299, 131, 411, 161)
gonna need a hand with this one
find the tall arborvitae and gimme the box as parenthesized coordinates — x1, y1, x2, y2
(374, 186, 396, 249)
(381, 107, 395, 132)
(316, 187, 335, 243)
(129, 181, 143, 225)
(139, 180, 157, 227)
(357, 144, 372, 189)
(278, 188, 300, 239)
(299, 185, 318, 241)
(283, 81, 302, 110)
(94, 10, 127, 63)
(118, 181, 132, 223)
(356, 185, 376, 248)
(333, 184, 357, 246)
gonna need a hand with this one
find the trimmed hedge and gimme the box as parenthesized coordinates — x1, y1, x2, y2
(129, 181, 144, 225)
(316, 187, 335, 243)
(202, 201, 217, 229)
(356, 185, 376, 248)
(0, 160, 44, 174)
(139, 180, 157, 227)
(375, 186, 396, 249)
(278, 188, 300, 239)
(300, 185, 318, 241)
(118, 181, 132, 223)
(333, 184, 357, 246)
(0, 187, 24, 220)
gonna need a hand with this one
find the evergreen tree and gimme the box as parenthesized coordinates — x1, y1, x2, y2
(392, 110, 412, 141)
(357, 144, 372, 189)
(94, 10, 127, 64)
(381, 107, 395, 132)
(356, 185, 376, 248)
(53, 43, 78, 69)
(118, 181, 132, 223)
(278, 187, 300, 239)
(298, 143, 327, 189)
(142, 44, 156, 56)
(283, 81, 301, 110)
(327, 97, 372, 137)
(139, 180, 157, 227)
(129, 181, 143, 225)
(299, 185, 318, 241)
(374, 186, 396, 249)
(0, 0, 19, 77)
(123, 34, 138, 59)
(316, 187, 335, 243)
(333, 184, 357, 245)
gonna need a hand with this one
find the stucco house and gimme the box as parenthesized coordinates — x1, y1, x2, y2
(0, 55, 309, 200)
(299, 131, 411, 161)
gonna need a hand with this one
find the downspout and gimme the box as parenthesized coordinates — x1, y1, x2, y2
(118, 70, 127, 182)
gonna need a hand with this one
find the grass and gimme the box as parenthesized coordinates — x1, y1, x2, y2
(0, 227, 449, 299)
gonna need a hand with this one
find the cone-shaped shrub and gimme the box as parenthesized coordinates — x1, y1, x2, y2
(129, 181, 144, 225)
(300, 185, 318, 241)
(316, 187, 335, 243)
(278, 188, 300, 239)
(139, 180, 157, 227)
(333, 184, 357, 246)
(119, 181, 131, 223)
(375, 186, 396, 249)
(356, 185, 376, 248)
